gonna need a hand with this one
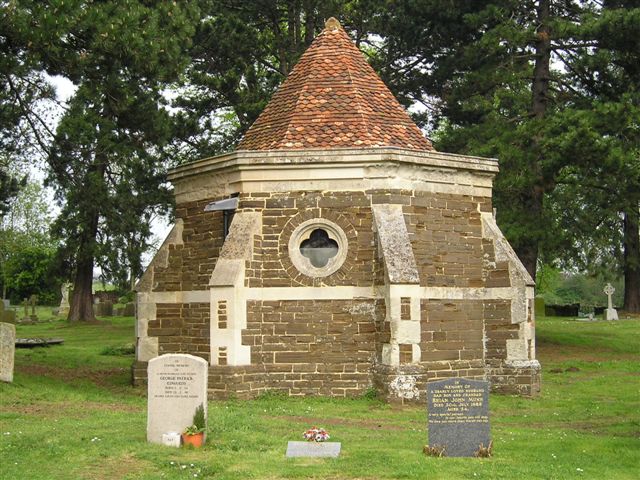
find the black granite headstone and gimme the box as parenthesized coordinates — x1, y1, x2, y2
(427, 378, 491, 457)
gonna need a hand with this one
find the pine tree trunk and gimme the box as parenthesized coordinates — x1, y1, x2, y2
(623, 206, 640, 313)
(68, 189, 101, 322)
(303, 0, 316, 47)
(531, 0, 551, 120)
(68, 250, 96, 322)
(519, 0, 551, 282)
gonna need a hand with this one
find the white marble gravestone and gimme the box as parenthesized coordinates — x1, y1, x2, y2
(603, 283, 618, 321)
(147, 354, 208, 444)
(1, 322, 16, 382)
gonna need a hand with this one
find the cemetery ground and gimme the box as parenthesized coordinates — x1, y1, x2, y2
(1, 310, 638, 480)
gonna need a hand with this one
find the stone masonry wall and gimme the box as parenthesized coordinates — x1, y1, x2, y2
(133, 301, 211, 387)
(150, 302, 211, 361)
(152, 198, 226, 292)
(420, 299, 485, 363)
(240, 191, 378, 287)
(214, 299, 386, 398)
(133, 188, 540, 397)
(401, 191, 493, 287)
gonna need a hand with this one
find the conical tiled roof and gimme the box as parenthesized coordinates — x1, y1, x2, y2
(236, 18, 434, 151)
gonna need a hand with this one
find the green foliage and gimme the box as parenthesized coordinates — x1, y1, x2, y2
(184, 403, 206, 435)
(2, 0, 201, 319)
(536, 265, 624, 308)
(192, 404, 206, 431)
(0, 165, 26, 218)
(362, 386, 379, 400)
(2, 243, 60, 304)
(0, 180, 54, 241)
(0, 179, 62, 303)
(99, 344, 135, 356)
(3, 0, 637, 312)
(117, 291, 136, 304)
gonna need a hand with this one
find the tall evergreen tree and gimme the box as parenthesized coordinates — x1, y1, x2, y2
(8, 0, 199, 321)
(372, 1, 617, 282)
(374, 1, 638, 308)
(1, 2, 58, 216)
(547, 1, 640, 311)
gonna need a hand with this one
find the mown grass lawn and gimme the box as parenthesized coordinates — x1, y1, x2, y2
(1, 312, 638, 479)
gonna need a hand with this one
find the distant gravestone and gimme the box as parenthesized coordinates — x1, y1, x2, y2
(427, 378, 491, 457)
(603, 283, 618, 321)
(286, 441, 341, 458)
(0, 301, 16, 324)
(122, 303, 135, 316)
(21, 298, 29, 322)
(147, 354, 208, 444)
(29, 295, 38, 321)
(59, 283, 71, 317)
(1, 322, 16, 382)
(94, 301, 113, 317)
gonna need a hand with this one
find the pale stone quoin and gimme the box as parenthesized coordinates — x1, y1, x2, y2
(133, 19, 540, 400)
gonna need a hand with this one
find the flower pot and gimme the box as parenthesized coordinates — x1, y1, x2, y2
(181, 432, 205, 448)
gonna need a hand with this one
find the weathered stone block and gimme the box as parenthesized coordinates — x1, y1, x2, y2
(1, 322, 16, 382)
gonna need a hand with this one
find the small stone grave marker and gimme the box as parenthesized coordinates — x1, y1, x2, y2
(286, 441, 341, 458)
(147, 354, 208, 444)
(22, 298, 29, 321)
(1, 322, 16, 382)
(29, 294, 38, 321)
(94, 301, 113, 317)
(122, 303, 135, 316)
(427, 378, 491, 457)
(0, 301, 16, 324)
(59, 283, 71, 317)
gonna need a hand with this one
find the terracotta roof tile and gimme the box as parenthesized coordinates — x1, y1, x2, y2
(237, 18, 434, 152)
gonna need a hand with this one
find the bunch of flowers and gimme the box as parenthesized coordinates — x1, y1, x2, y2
(302, 426, 330, 442)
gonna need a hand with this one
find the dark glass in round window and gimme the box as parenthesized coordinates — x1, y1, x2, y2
(300, 229, 338, 268)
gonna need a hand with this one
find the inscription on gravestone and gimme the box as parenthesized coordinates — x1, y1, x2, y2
(147, 354, 208, 444)
(427, 378, 491, 457)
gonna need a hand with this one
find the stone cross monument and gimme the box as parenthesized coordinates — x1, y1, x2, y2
(603, 283, 618, 321)
(29, 295, 38, 321)
(22, 298, 29, 322)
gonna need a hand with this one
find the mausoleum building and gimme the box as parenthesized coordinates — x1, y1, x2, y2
(133, 19, 541, 401)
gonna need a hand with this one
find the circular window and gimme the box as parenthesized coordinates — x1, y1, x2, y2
(288, 219, 348, 277)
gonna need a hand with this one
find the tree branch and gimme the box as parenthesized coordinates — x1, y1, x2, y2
(6, 75, 55, 156)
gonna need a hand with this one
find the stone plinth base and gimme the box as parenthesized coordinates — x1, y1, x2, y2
(372, 362, 487, 404)
(488, 360, 541, 396)
(132, 359, 541, 400)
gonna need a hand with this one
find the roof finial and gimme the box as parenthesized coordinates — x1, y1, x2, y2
(325, 17, 341, 31)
